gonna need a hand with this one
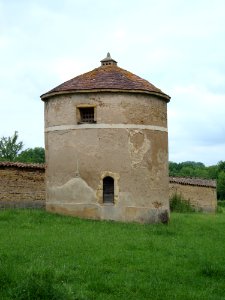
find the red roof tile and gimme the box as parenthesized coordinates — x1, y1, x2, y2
(41, 65, 170, 101)
(0, 161, 45, 170)
(169, 177, 216, 188)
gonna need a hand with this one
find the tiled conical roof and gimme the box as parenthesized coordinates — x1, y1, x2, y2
(41, 54, 170, 102)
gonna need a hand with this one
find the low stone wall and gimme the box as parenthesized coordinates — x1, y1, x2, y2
(169, 177, 217, 212)
(0, 162, 45, 209)
(0, 162, 217, 212)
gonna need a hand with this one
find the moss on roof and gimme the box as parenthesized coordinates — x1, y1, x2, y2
(41, 64, 170, 101)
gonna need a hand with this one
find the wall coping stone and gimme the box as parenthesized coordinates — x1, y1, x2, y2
(0, 161, 45, 170)
(169, 176, 216, 188)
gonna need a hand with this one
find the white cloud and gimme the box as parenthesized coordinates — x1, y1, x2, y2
(168, 84, 225, 164)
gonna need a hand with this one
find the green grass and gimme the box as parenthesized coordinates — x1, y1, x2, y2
(1, 210, 225, 299)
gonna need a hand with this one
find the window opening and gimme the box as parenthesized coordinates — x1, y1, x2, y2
(78, 107, 95, 124)
(103, 176, 114, 204)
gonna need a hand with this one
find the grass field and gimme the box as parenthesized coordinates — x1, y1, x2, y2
(1, 209, 225, 299)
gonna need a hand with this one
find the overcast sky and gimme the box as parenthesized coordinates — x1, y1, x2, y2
(1, 0, 225, 166)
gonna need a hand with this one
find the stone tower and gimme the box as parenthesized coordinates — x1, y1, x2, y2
(41, 53, 171, 223)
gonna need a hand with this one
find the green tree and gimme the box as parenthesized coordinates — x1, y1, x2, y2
(0, 131, 23, 161)
(17, 147, 45, 163)
(179, 166, 195, 177)
(207, 165, 218, 179)
(218, 161, 225, 173)
(217, 171, 225, 200)
(169, 162, 180, 176)
(180, 161, 205, 169)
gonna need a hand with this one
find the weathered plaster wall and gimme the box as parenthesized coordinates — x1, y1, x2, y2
(45, 92, 167, 128)
(169, 182, 217, 212)
(45, 92, 169, 223)
(0, 167, 45, 208)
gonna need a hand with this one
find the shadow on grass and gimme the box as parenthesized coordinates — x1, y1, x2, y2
(201, 263, 225, 279)
(8, 268, 75, 300)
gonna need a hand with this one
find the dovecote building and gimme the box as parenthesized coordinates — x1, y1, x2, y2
(41, 53, 171, 223)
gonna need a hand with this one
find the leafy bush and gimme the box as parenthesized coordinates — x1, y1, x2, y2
(216, 206, 223, 213)
(218, 200, 225, 207)
(170, 193, 195, 213)
(217, 200, 225, 213)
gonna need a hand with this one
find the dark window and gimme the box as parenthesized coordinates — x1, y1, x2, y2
(103, 176, 114, 204)
(79, 107, 95, 124)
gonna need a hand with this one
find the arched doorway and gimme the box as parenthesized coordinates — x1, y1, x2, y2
(103, 176, 114, 204)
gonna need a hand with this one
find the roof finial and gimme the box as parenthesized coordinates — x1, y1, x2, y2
(100, 52, 117, 66)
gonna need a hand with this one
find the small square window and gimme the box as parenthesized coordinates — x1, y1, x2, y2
(77, 107, 96, 124)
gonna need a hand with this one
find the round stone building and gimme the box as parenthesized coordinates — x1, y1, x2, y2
(41, 53, 171, 223)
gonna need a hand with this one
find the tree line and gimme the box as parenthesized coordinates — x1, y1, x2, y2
(169, 161, 225, 200)
(0, 132, 224, 199)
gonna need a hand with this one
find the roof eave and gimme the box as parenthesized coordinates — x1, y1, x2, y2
(41, 89, 171, 102)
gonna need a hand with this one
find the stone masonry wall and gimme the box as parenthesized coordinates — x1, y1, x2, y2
(0, 164, 45, 209)
(169, 181, 217, 212)
(0, 163, 217, 213)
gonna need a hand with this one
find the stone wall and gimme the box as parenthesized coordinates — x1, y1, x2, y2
(0, 162, 217, 213)
(169, 177, 217, 212)
(0, 162, 45, 209)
